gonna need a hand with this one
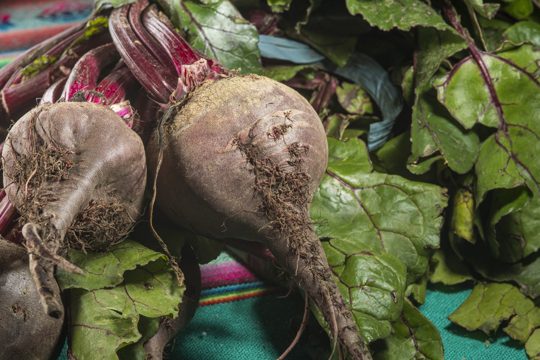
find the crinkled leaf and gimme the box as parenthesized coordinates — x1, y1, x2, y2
(526, 329, 540, 359)
(266, 0, 292, 12)
(336, 82, 374, 115)
(374, 300, 443, 360)
(258, 35, 325, 64)
(69, 258, 184, 360)
(408, 87, 480, 175)
(430, 250, 473, 285)
(450, 283, 540, 343)
(312, 138, 448, 281)
(57, 241, 164, 291)
(415, 27, 466, 89)
(328, 53, 403, 151)
(465, 0, 500, 19)
(160, 0, 261, 72)
(345, 0, 451, 32)
(504, 21, 540, 47)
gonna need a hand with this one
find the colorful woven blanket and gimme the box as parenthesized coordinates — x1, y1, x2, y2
(0, 1, 527, 359)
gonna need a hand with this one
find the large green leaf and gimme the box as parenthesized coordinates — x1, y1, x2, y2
(408, 87, 480, 175)
(311, 137, 447, 341)
(435, 50, 540, 200)
(374, 300, 443, 360)
(61, 241, 185, 360)
(345, 0, 450, 32)
(159, 0, 261, 72)
(504, 21, 540, 47)
(312, 138, 447, 281)
(450, 283, 540, 343)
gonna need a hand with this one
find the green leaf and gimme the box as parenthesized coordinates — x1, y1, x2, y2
(311, 137, 447, 342)
(312, 137, 448, 281)
(430, 250, 473, 285)
(161, 0, 261, 72)
(300, 29, 357, 67)
(406, 275, 428, 304)
(415, 27, 466, 89)
(258, 65, 311, 82)
(435, 51, 540, 200)
(118, 317, 161, 360)
(374, 300, 443, 360)
(496, 44, 540, 79)
(526, 329, 540, 359)
(336, 82, 374, 115)
(449, 283, 540, 342)
(56, 241, 164, 291)
(504, 21, 540, 47)
(266, 0, 292, 12)
(94, 0, 135, 10)
(475, 256, 540, 299)
(69, 258, 184, 360)
(503, 0, 534, 20)
(345, 0, 451, 32)
(485, 189, 540, 262)
(465, 0, 500, 19)
(408, 87, 480, 175)
(451, 188, 475, 243)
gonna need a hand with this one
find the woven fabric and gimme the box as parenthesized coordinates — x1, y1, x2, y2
(0, 2, 528, 359)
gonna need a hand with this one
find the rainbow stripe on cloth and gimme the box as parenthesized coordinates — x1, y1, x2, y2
(0, 1, 528, 359)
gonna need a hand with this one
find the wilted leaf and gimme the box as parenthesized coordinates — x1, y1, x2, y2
(159, 0, 261, 72)
(374, 300, 443, 360)
(449, 283, 540, 343)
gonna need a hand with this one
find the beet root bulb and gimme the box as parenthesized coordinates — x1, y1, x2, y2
(149, 75, 370, 359)
(2, 102, 147, 317)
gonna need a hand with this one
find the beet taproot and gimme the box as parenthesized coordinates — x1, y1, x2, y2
(147, 75, 371, 359)
(0, 238, 64, 359)
(2, 101, 147, 317)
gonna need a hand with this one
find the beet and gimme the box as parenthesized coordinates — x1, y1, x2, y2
(0, 238, 64, 359)
(147, 75, 371, 359)
(2, 102, 147, 317)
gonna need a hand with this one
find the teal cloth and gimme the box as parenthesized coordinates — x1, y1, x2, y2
(57, 284, 528, 359)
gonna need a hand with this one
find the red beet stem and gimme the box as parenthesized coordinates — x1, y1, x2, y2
(0, 194, 16, 235)
(40, 77, 67, 104)
(62, 43, 119, 101)
(87, 65, 138, 105)
(109, 5, 176, 103)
